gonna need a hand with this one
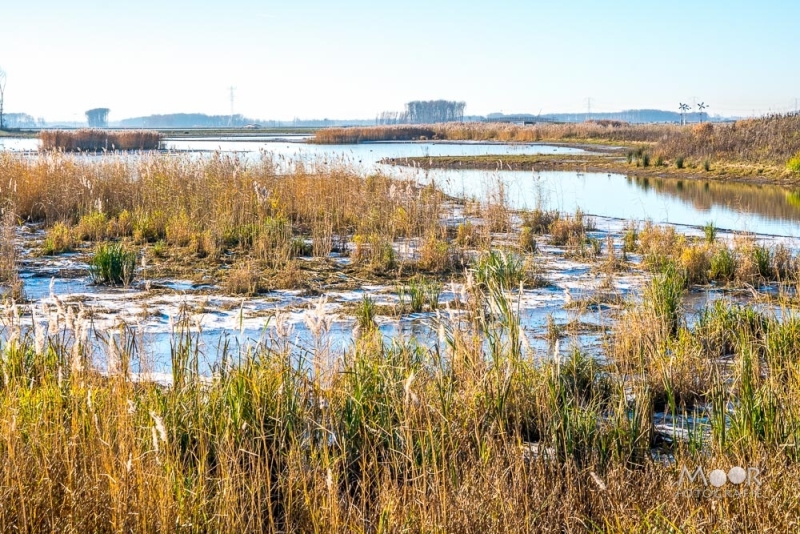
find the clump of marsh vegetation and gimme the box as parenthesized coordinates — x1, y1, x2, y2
(473, 249, 545, 290)
(39, 129, 163, 151)
(788, 151, 800, 173)
(398, 275, 441, 312)
(41, 221, 76, 255)
(355, 294, 377, 330)
(518, 225, 537, 252)
(89, 242, 138, 286)
(474, 250, 525, 290)
(417, 230, 460, 273)
(636, 221, 797, 287)
(224, 260, 263, 296)
(548, 209, 595, 252)
(520, 207, 558, 235)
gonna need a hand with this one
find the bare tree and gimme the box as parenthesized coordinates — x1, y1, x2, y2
(0, 68, 7, 131)
(86, 108, 110, 128)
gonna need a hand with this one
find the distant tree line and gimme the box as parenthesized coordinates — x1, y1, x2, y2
(2, 113, 40, 128)
(120, 113, 250, 128)
(377, 100, 466, 125)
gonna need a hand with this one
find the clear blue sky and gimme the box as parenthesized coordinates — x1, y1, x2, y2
(1, 0, 798, 121)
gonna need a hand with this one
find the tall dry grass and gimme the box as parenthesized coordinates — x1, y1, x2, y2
(0, 152, 443, 234)
(313, 121, 678, 145)
(654, 112, 800, 164)
(0, 152, 448, 283)
(314, 126, 438, 144)
(39, 129, 163, 151)
(0, 207, 22, 299)
(1, 262, 800, 530)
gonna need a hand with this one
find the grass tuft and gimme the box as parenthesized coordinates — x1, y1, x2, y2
(89, 242, 138, 285)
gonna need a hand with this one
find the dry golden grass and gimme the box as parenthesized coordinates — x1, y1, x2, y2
(2, 270, 800, 531)
(224, 260, 262, 295)
(0, 152, 445, 259)
(314, 121, 675, 145)
(656, 112, 800, 164)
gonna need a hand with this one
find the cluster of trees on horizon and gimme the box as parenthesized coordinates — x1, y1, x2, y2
(86, 108, 110, 128)
(119, 113, 251, 128)
(377, 100, 466, 125)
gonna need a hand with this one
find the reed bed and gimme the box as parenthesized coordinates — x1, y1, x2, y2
(0, 152, 443, 245)
(2, 257, 800, 531)
(314, 126, 438, 144)
(313, 121, 678, 145)
(634, 221, 799, 286)
(654, 113, 800, 165)
(0, 151, 456, 292)
(39, 129, 163, 152)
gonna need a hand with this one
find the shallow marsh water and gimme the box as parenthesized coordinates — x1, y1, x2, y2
(6, 220, 643, 378)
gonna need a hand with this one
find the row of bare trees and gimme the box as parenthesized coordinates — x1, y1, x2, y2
(377, 100, 466, 125)
(405, 100, 466, 123)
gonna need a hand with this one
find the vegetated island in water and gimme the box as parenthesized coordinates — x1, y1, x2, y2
(318, 113, 800, 186)
(38, 129, 164, 151)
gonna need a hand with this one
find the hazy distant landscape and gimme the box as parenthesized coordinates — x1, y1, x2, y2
(0, 108, 723, 130)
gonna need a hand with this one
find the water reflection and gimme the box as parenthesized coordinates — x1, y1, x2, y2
(626, 176, 800, 228)
(412, 167, 800, 237)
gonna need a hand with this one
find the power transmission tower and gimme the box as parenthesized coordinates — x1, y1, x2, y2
(228, 86, 237, 127)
